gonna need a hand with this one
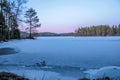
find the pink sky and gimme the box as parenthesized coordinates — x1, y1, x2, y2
(19, 25, 75, 33)
(24, 0, 120, 33)
(38, 26, 75, 33)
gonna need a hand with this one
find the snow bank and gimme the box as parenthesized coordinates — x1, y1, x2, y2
(85, 66, 120, 79)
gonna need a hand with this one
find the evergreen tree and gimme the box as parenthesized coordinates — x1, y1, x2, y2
(24, 8, 41, 39)
(75, 25, 120, 36)
(0, 0, 27, 41)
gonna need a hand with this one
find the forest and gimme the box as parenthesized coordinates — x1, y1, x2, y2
(75, 25, 120, 36)
(0, 0, 26, 41)
(0, 0, 40, 41)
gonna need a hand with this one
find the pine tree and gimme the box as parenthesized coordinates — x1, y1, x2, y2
(24, 8, 41, 39)
(0, 0, 27, 41)
(75, 25, 120, 36)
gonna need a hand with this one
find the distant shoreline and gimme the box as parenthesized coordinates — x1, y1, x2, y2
(20, 32, 120, 38)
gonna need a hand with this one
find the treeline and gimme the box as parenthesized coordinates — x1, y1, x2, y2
(0, 0, 27, 41)
(32, 32, 75, 37)
(75, 24, 120, 36)
(0, 0, 40, 41)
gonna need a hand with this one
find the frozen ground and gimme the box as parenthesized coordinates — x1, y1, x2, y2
(0, 37, 120, 80)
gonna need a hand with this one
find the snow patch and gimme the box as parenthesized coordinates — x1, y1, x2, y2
(0, 69, 76, 80)
(85, 66, 120, 79)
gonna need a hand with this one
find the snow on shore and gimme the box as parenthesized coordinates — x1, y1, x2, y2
(0, 69, 76, 80)
(85, 66, 120, 79)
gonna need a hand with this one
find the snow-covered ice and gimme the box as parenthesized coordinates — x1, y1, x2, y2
(0, 68, 76, 80)
(0, 37, 120, 80)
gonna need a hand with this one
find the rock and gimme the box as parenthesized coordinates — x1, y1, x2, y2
(36, 60, 46, 67)
(79, 77, 90, 80)
(0, 72, 29, 80)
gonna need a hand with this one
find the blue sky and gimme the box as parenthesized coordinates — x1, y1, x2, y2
(26, 0, 120, 33)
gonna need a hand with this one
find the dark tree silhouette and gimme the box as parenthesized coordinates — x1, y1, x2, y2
(0, 0, 27, 41)
(24, 8, 41, 39)
(75, 25, 120, 36)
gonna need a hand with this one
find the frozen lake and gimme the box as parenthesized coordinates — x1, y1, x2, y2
(0, 37, 120, 80)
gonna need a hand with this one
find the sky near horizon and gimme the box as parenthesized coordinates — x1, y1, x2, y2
(26, 0, 120, 33)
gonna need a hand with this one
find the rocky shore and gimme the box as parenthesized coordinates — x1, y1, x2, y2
(0, 72, 29, 80)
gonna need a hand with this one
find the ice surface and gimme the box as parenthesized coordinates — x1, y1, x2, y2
(0, 69, 76, 80)
(0, 37, 120, 80)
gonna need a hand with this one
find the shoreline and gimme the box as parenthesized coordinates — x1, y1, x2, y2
(0, 65, 120, 80)
(0, 72, 29, 80)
